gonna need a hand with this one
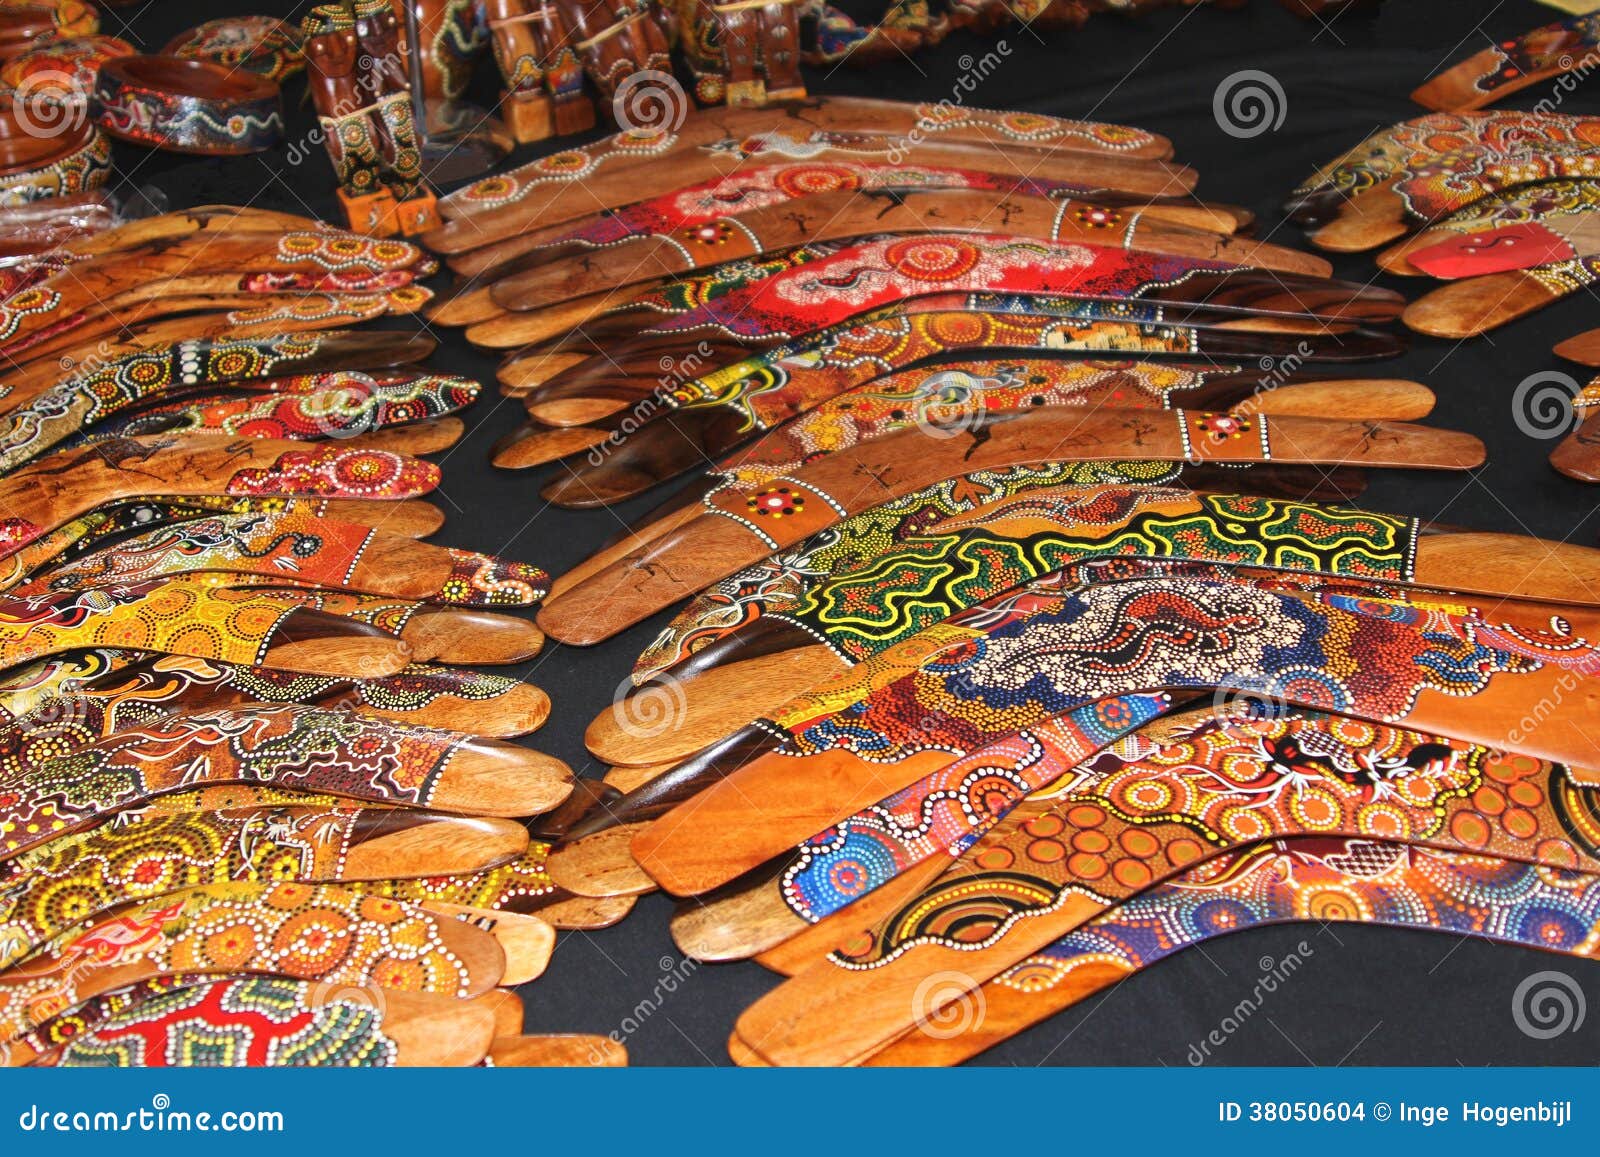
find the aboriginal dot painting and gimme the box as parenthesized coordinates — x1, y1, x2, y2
(709, 360, 1236, 485)
(534, 162, 1085, 252)
(614, 241, 852, 321)
(0, 581, 303, 671)
(15, 510, 380, 598)
(772, 577, 1575, 765)
(645, 235, 1235, 340)
(634, 464, 1184, 680)
(78, 371, 480, 445)
(777, 490, 1419, 663)
(1429, 16, 1600, 106)
(221, 443, 439, 499)
(829, 711, 1600, 969)
(664, 311, 1201, 434)
(0, 805, 402, 971)
(1006, 837, 1600, 993)
(1290, 111, 1600, 205)
(784, 703, 1600, 925)
(1409, 178, 1600, 242)
(18, 510, 549, 607)
(0, 334, 342, 471)
(0, 881, 477, 1044)
(38, 976, 399, 1067)
(351, 842, 558, 915)
(0, 704, 470, 856)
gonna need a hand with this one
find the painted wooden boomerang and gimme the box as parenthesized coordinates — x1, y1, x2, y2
(515, 287, 1401, 439)
(0, 703, 570, 860)
(506, 234, 1403, 350)
(728, 697, 1600, 974)
(0, 804, 529, 971)
(1551, 376, 1600, 483)
(431, 136, 1195, 257)
(0, 436, 440, 563)
(0, 328, 436, 422)
(0, 365, 474, 474)
(0, 579, 415, 680)
(350, 838, 634, 930)
(515, 278, 1388, 422)
(0, 215, 425, 306)
(222, 588, 543, 667)
(64, 371, 481, 452)
(857, 836, 1600, 1065)
(1304, 132, 1600, 253)
(1403, 259, 1600, 338)
(568, 561, 1593, 895)
(455, 174, 1282, 288)
(1284, 111, 1600, 225)
(522, 313, 1404, 497)
(1412, 13, 1600, 113)
(15, 507, 547, 607)
(0, 280, 434, 373)
(517, 289, 1395, 433)
(467, 218, 1257, 357)
(0, 232, 433, 357)
(552, 360, 1431, 598)
(431, 99, 1183, 231)
(0, 495, 445, 594)
(510, 238, 1404, 418)
(0, 290, 434, 407)
(444, 175, 1246, 301)
(630, 574, 1600, 899)
(36, 206, 387, 263)
(731, 705, 1600, 1065)
(1376, 178, 1600, 276)
(436, 96, 1174, 221)
(0, 880, 509, 1049)
(591, 487, 1596, 764)
(535, 408, 1485, 645)
(478, 237, 861, 353)
(0, 649, 551, 742)
(26, 978, 498, 1068)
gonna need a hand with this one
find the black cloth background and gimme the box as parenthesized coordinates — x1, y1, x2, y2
(83, 0, 1600, 1064)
